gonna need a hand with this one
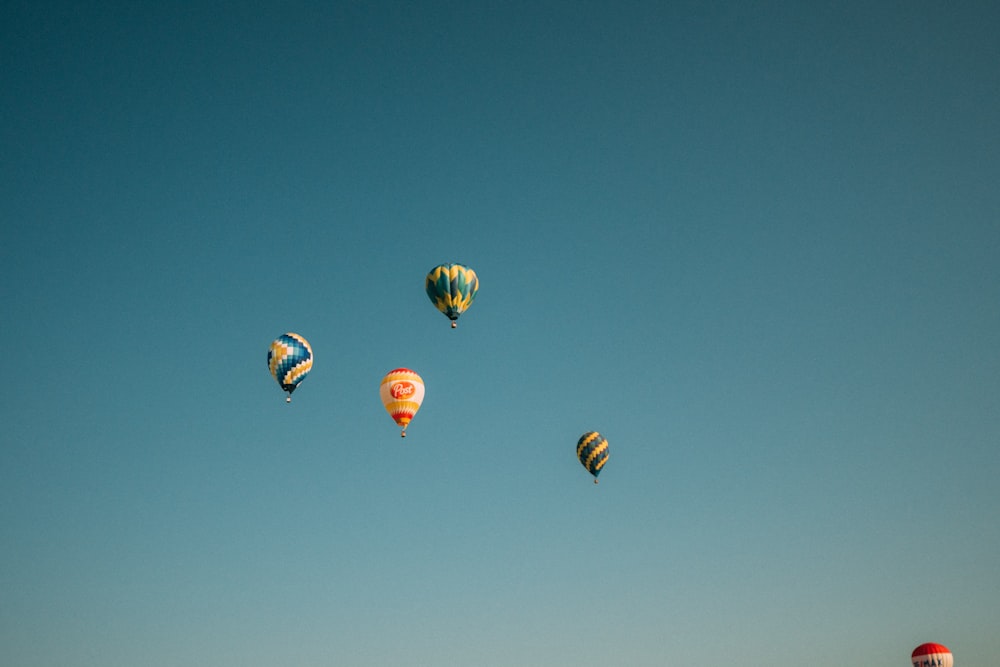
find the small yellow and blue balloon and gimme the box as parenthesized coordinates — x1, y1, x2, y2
(380, 368, 425, 437)
(425, 263, 478, 328)
(267, 333, 313, 403)
(577, 431, 609, 483)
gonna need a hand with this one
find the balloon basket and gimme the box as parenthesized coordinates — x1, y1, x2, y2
(401, 430, 407, 438)
(286, 396, 292, 404)
(594, 479, 599, 485)
(451, 321, 457, 328)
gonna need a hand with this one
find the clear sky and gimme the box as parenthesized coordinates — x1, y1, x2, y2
(2, 2, 998, 665)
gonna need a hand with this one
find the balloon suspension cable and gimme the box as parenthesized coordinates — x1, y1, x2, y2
(451, 321, 457, 328)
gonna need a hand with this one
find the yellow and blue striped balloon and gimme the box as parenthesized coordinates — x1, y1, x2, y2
(267, 333, 313, 402)
(577, 431, 609, 483)
(425, 263, 478, 328)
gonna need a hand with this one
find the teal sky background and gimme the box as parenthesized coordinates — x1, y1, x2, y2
(2, 2, 998, 665)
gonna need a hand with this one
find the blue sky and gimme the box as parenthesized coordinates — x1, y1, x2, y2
(2, 2, 998, 665)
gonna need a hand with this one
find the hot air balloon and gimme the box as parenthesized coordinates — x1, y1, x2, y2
(380, 368, 424, 437)
(577, 431, 609, 483)
(912, 643, 953, 667)
(267, 333, 313, 403)
(425, 263, 478, 328)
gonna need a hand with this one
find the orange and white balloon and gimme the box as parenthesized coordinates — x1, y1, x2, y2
(379, 368, 425, 437)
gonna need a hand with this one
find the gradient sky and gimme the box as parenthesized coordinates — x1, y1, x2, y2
(2, 2, 998, 666)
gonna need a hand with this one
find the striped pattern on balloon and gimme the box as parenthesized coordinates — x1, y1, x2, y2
(577, 431, 609, 484)
(911, 643, 953, 667)
(380, 368, 425, 437)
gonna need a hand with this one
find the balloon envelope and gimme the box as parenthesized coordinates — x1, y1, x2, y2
(268, 333, 313, 398)
(425, 263, 478, 326)
(380, 368, 425, 435)
(911, 643, 953, 667)
(577, 431, 609, 481)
